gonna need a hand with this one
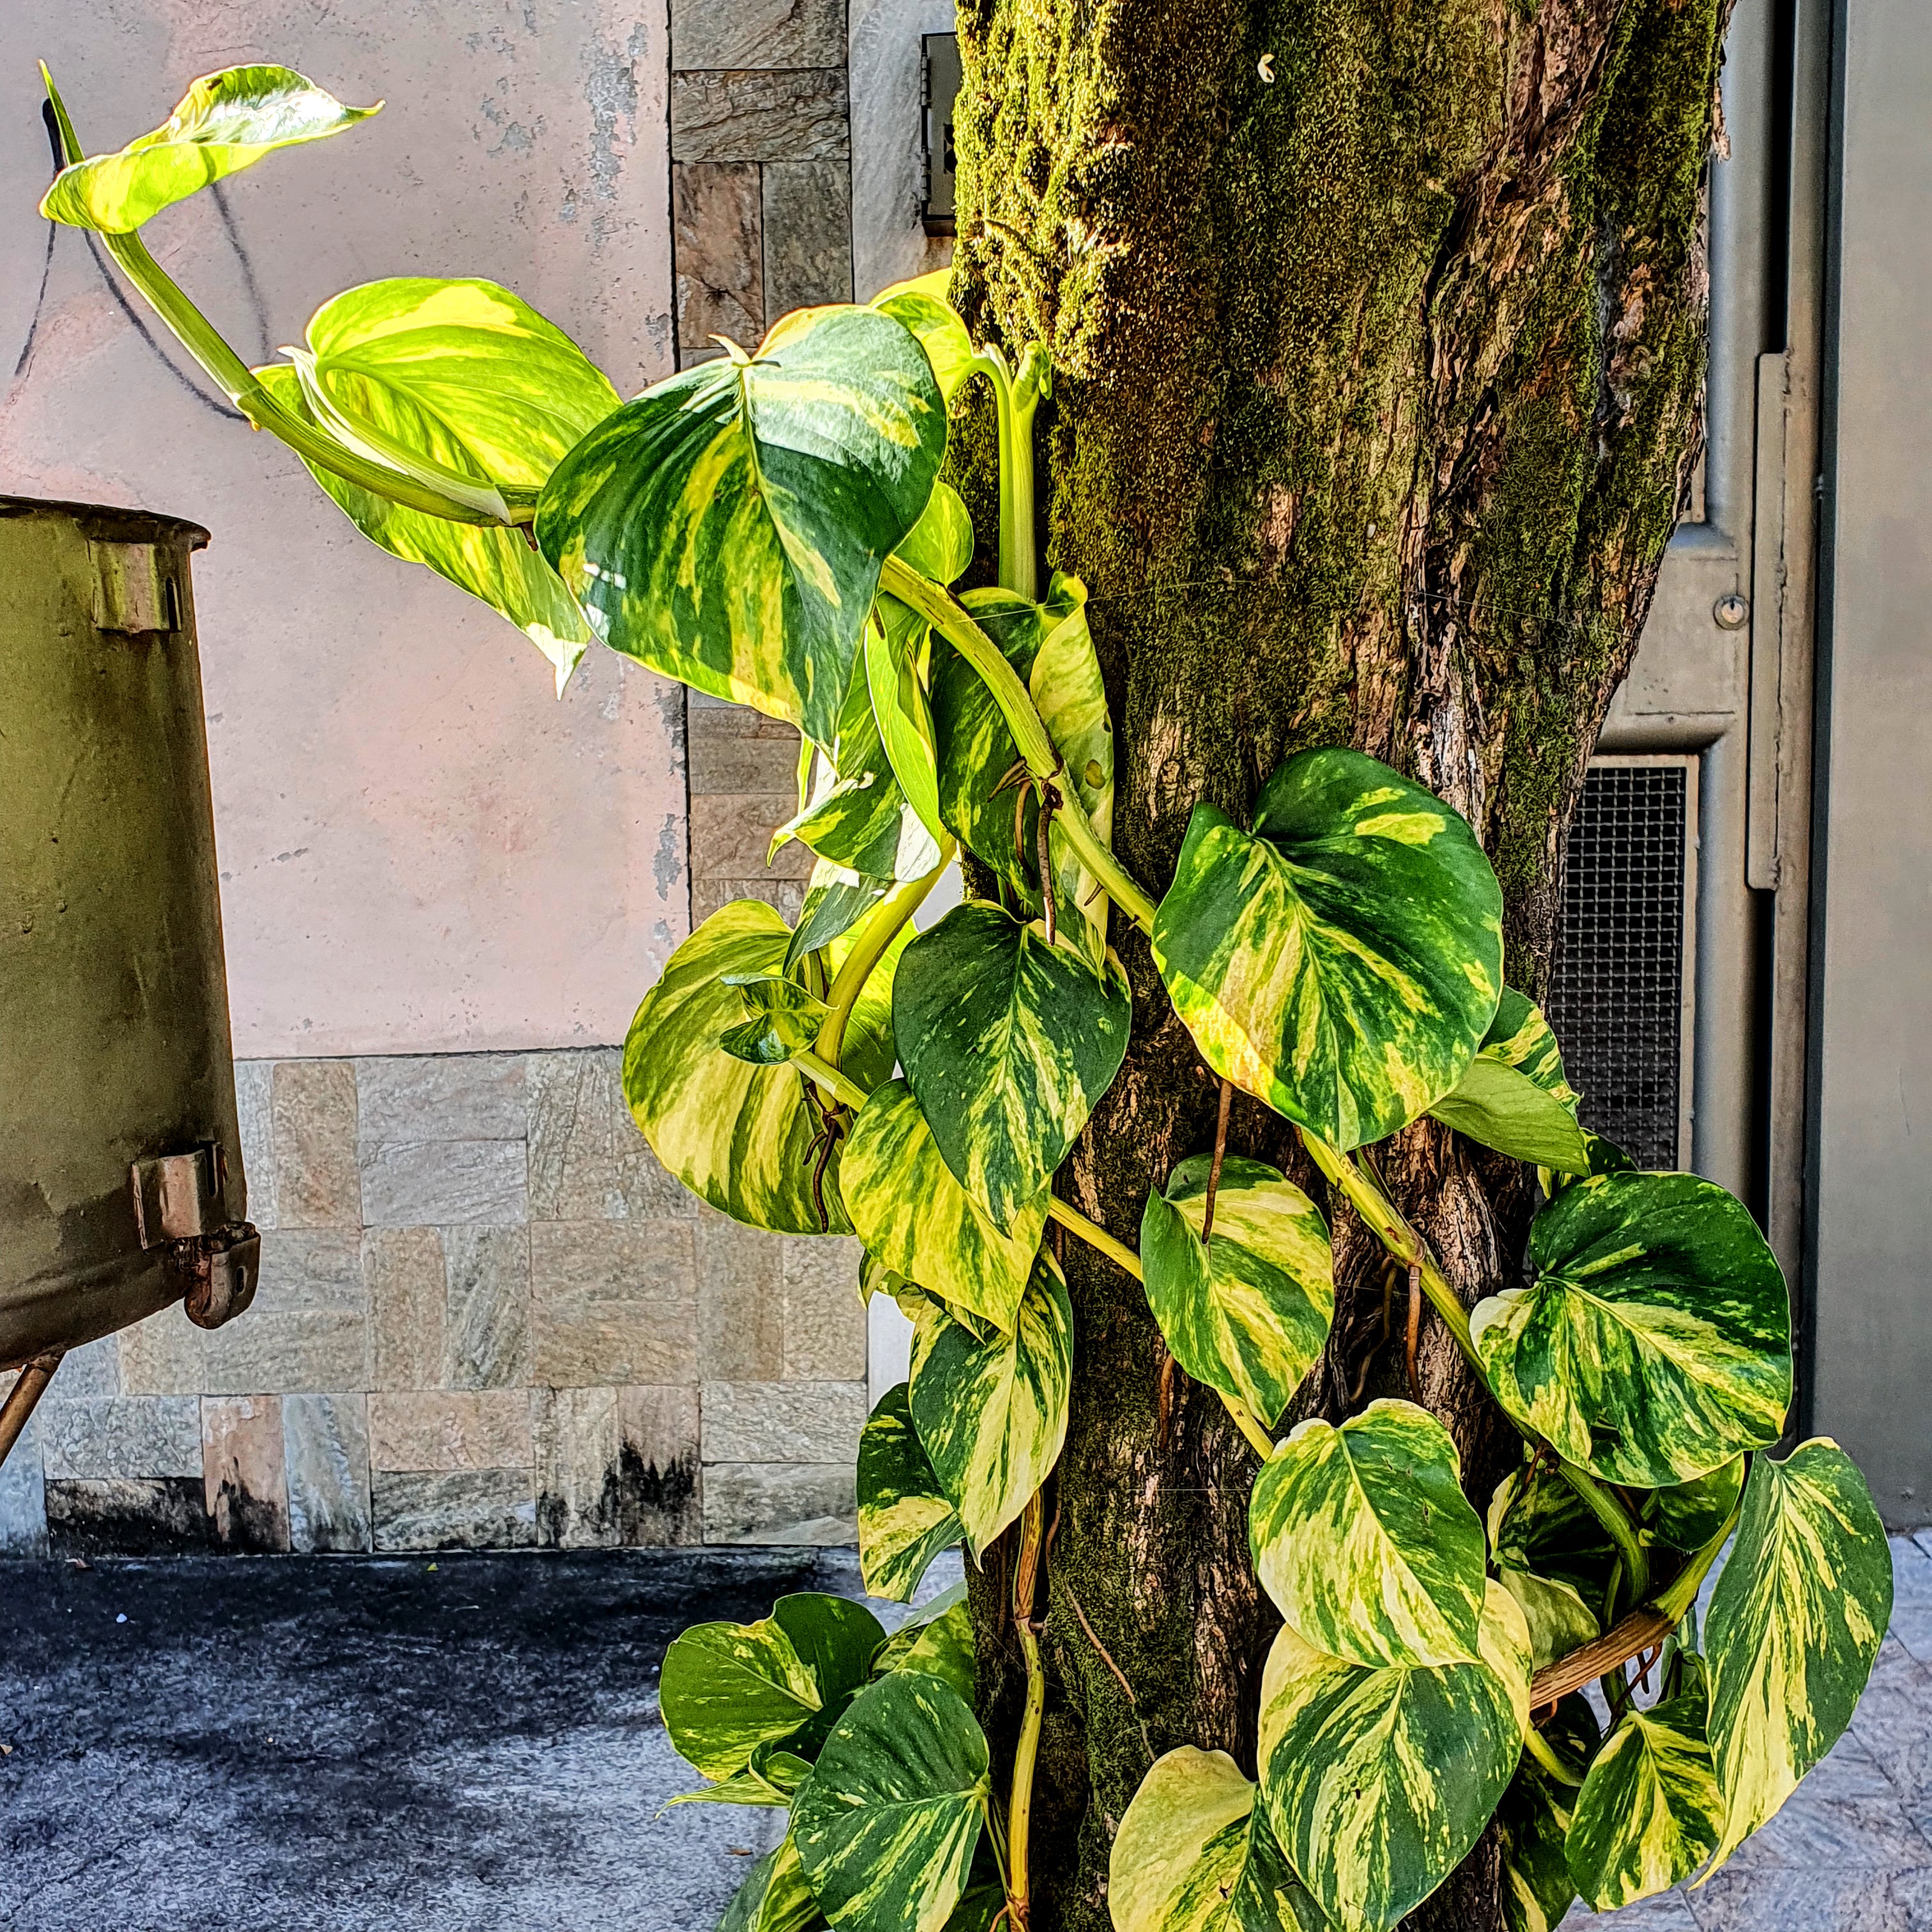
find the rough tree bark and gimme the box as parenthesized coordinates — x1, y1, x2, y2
(945, 3, 1729, 1928)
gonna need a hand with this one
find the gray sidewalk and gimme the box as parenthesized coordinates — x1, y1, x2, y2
(1, 1540, 1926, 1929)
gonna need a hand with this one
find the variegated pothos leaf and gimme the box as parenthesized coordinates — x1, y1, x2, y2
(1472, 1171, 1793, 1486)
(41, 64, 379, 232)
(1151, 749, 1504, 1151)
(1257, 1581, 1531, 1932)
(1249, 1399, 1488, 1668)
(1428, 988, 1590, 1173)
(1486, 1462, 1617, 1671)
(1496, 1696, 1598, 1932)
(1701, 1439, 1891, 1874)
(870, 272, 977, 402)
(841, 1078, 1048, 1334)
(791, 1671, 991, 1932)
(1565, 1686, 1722, 1910)
(907, 1252, 1072, 1558)
(1139, 1153, 1333, 1430)
(857, 1383, 963, 1603)
(537, 305, 946, 749)
(873, 1584, 976, 1704)
(718, 1836, 825, 1932)
(624, 901, 896, 1234)
(1108, 1747, 1330, 1932)
(894, 901, 1131, 1231)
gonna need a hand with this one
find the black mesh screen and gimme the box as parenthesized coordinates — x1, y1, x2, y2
(1546, 763, 1690, 1169)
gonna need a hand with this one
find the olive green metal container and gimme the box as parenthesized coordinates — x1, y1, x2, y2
(1, 496, 257, 1375)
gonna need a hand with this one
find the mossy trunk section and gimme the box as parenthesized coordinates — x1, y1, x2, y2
(947, 3, 1728, 1928)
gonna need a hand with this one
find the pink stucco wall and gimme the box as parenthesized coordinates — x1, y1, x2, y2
(0, 1, 687, 1057)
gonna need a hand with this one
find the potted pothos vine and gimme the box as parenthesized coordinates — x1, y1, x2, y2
(36, 63, 1894, 1932)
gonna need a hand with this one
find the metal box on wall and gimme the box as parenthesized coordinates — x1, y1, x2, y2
(1, 496, 257, 1378)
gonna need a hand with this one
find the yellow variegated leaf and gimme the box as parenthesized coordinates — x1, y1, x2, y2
(1108, 1747, 1328, 1932)
(870, 272, 977, 402)
(841, 1078, 1048, 1333)
(1428, 988, 1589, 1173)
(624, 901, 896, 1235)
(857, 1383, 963, 1602)
(1473, 1172, 1792, 1486)
(1487, 1462, 1616, 1672)
(1258, 1581, 1530, 1932)
(1250, 1399, 1488, 1668)
(907, 1253, 1072, 1558)
(1701, 1440, 1891, 1875)
(894, 901, 1131, 1232)
(719, 1836, 824, 1932)
(1140, 1153, 1333, 1429)
(1496, 1696, 1598, 1932)
(41, 64, 379, 232)
(1151, 749, 1504, 1152)
(792, 1671, 991, 1932)
(1566, 1687, 1722, 1909)
(537, 306, 947, 749)
(873, 1583, 976, 1704)
(1031, 573, 1116, 971)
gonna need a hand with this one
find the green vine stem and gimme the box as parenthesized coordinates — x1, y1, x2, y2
(813, 854, 953, 1068)
(1297, 1127, 1651, 1601)
(41, 69, 523, 528)
(1521, 1721, 1584, 1788)
(1006, 1489, 1048, 1932)
(877, 555, 1160, 933)
(972, 342, 1049, 601)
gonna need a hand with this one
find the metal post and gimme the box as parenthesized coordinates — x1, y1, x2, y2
(0, 1351, 63, 1472)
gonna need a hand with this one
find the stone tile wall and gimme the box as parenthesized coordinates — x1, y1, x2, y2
(670, 0, 854, 366)
(0, 1052, 866, 1559)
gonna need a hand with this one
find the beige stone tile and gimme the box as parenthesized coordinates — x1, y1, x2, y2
(532, 1386, 620, 1548)
(40, 1396, 202, 1480)
(272, 1060, 361, 1228)
(702, 1381, 867, 1465)
(530, 1218, 698, 1386)
(688, 791, 808, 881)
(671, 70, 849, 164)
(781, 1234, 866, 1381)
(356, 1054, 527, 1146)
(116, 1303, 207, 1397)
(445, 1226, 532, 1390)
(369, 1390, 533, 1473)
(257, 1229, 365, 1312)
(367, 1228, 446, 1392)
(674, 161, 763, 355)
(527, 1050, 617, 1220)
(54, 1333, 122, 1399)
(201, 1395, 289, 1551)
(233, 1059, 277, 1230)
(618, 1385, 703, 1547)
(284, 1392, 371, 1553)
(702, 1461, 855, 1544)
(199, 1311, 371, 1398)
(372, 1468, 537, 1552)
(697, 1208, 785, 1381)
(360, 1138, 527, 1227)
(764, 159, 852, 312)
(671, 0, 845, 68)
(686, 705, 804, 796)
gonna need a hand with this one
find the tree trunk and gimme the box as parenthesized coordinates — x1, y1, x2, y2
(947, 3, 1728, 1927)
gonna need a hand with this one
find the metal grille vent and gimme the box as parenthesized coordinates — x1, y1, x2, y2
(1546, 758, 1698, 1170)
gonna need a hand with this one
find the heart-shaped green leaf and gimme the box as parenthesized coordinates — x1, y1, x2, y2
(792, 1671, 992, 1932)
(1702, 1439, 1891, 1874)
(870, 272, 977, 402)
(788, 859, 894, 970)
(1109, 1747, 1330, 1932)
(253, 365, 595, 691)
(908, 1254, 1072, 1558)
(1249, 1399, 1488, 1668)
(624, 901, 897, 1234)
(666, 1737, 815, 1809)
(894, 901, 1131, 1232)
(872, 1583, 976, 1704)
(841, 1078, 1048, 1334)
(1650, 1454, 1745, 1553)
(1471, 1172, 1793, 1486)
(1257, 1581, 1531, 1932)
(865, 597, 945, 847)
(1151, 749, 1504, 1151)
(662, 1593, 885, 1782)
(779, 651, 943, 882)
(719, 974, 831, 1065)
(1495, 1696, 1598, 1932)
(1140, 1154, 1333, 1429)
(1428, 989, 1589, 1173)
(40, 65, 379, 233)
(930, 579, 1112, 958)
(1485, 1462, 1616, 1672)
(1566, 1685, 1722, 1910)
(858, 1384, 963, 1603)
(537, 306, 946, 749)
(719, 1837, 825, 1932)
(893, 482, 974, 585)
